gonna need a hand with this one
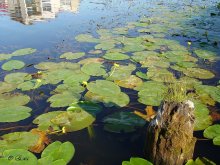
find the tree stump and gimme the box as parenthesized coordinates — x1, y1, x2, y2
(145, 101, 196, 165)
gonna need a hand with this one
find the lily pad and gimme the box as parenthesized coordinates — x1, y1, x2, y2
(11, 48, 36, 56)
(194, 49, 217, 61)
(75, 34, 99, 43)
(106, 64, 136, 81)
(186, 157, 216, 165)
(0, 106, 32, 122)
(60, 52, 85, 60)
(122, 157, 153, 165)
(0, 132, 39, 152)
(194, 101, 212, 131)
(114, 75, 143, 89)
(95, 42, 115, 50)
(204, 124, 220, 146)
(68, 101, 102, 116)
(51, 110, 95, 132)
(103, 111, 146, 133)
(0, 149, 38, 165)
(81, 63, 106, 76)
(183, 68, 215, 79)
(17, 81, 35, 91)
(87, 80, 121, 96)
(33, 111, 64, 131)
(2, 60, 25, 71)
(34, 62, 80, 71)
(0, 82, 16, 94)
(4, 72, 32, 84)
(41, 141, 75, 164)
(103, 52, 129, 60)
(78, 58, 104, 65)
(0, 53, 12, 61)
(47, 91, 81, 108)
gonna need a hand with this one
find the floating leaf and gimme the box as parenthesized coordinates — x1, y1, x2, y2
(88, 50, 102, 54)
(81, 63, 106, 76)
(51, 111, 95, 132)
(34, 62, 80, 71)
(185, 157, 216, 165)
(41, 141, 75, 164)
(194, 49, 217, 61)
(78, 58, 104, 65)
(47, 91, 81, 108)
(0, 82, 16, 94)
(60, 52, 85, 60)
(114, 75, 143, 89)
(0, 149, 38, 165)
(2, 60, 25, 71)
(183, 68, 215, 79)
(103, 52, 129, 60)
(0, 53, 12, 61)
(0, 106, 32, 122)
(11, 48, 36, 56)
(75, 34, 99, 43)
(87, 80, 121, 97)
(103, 111, 146, 133)
(194, 101, 212, 131)
(95, 42, 115, 50)
(122, 157, 153, 165)
(17, 81, 35, 91)
(204, 124, 220, 146)
(33, 111, 64, 131)
(68, 101, 102, 116)
(4, 72, 32, 84)
(0, 132, 39, 152)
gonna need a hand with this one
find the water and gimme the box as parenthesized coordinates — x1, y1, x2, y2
(0, 0, 220, 164)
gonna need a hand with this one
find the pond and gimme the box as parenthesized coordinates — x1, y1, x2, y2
(0, 0, 220, 164)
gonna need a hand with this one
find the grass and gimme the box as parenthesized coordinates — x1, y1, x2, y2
(164, 80, 188, 103)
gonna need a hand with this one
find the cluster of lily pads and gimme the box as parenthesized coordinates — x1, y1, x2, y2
(0, 1, 220, 164)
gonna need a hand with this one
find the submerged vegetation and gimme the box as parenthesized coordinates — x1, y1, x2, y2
(0, 0, 220, 164)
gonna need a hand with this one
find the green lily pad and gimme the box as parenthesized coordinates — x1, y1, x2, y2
(17, 81, 35, 91)
(41, 141, 75, 164)
(87, 80, 121, 97)
(194, 101, 212, 131)
(4, 72, 32, 84)
(47, 91, 81, 108)
(11, 48, 36, 56)
(38, 156, 66, 165)
(0, 132, 39, 152)
(51, 110, 95, 132)
(0, 82, 16, 94)
(103, 52, 129, 60)
(0, 106, 32, 122)
(0, 53, 12, 61)
(68, 101, 102, 116)
(194, 49, 217, 61)
(33, 111, 64, 131)
(63, 71, 90, 85)
(103, 111, 146, 133)
(2, 60, 25, 71)
(186, 157, 216, 165)
(78, 58, 104, 65)
(204, 124, 220, 146)
(122, 157, 153, 165)
(112, 27, 128, 35)
(81, 63, 106, 76)
(60, 52, 85, 60)
(183, 68, 215, 79)
(75, 34, 99, 43)
(146, 67, 176, 82)
(106, 64, 136, 81)
(34, 62, 80, 71)
(114, 75, 143, 89)
(95, 42, 115, 50)
(53, 83, 84, 94)
(135, 81, 167, 106)
(0, 93, 30, 108)
(0, 149, 38, 165)
(136, 71, 149, 80)
(195, 85, 220, 103)
(131, 51, 160, 63)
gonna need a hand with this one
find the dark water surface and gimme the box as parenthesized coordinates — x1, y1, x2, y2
(0, 0, 220, 165)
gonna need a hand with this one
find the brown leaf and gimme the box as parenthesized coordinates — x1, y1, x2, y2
(29, 129, 50, 153)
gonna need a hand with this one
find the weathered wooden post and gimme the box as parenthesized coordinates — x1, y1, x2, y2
(145, 101, 196, 165)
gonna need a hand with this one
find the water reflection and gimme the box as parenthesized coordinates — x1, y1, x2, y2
(0, 0, 80, 24)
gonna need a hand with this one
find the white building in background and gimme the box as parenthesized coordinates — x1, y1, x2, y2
(4, 0, 80, 24)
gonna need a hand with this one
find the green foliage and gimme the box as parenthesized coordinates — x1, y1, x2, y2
(2, 60, 25, 71)
(204, 124, 220, 146)
(122, 157, 153, 165)
(186, 157, 216, 165)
